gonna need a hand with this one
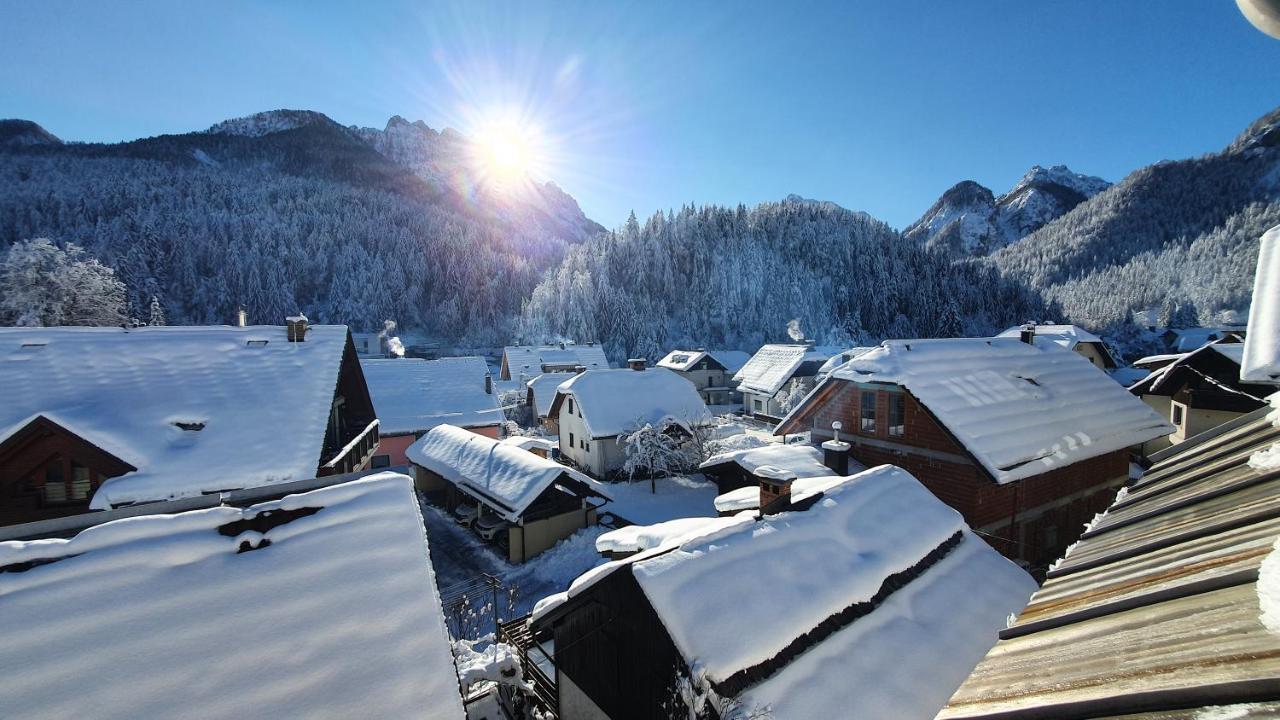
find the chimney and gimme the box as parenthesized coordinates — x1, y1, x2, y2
(485, 374, 493, 395)
(559, 342, 566, 350)
(1019, 323, 1036, 345)
(628, 358, 646, 371)
(756, 465, 797, 516)
(236, 307, 247, 327)
(822, 421, 851, 474)
(286, 314, 309, 342)
(573, 365, 588, 375)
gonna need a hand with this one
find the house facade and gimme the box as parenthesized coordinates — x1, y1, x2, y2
(0, 321, 378, 526)
(526, 372, 573, 434)
(734, 344, 843, 421)
(654, 349, 750, 406)
(777, 338, 1172, 569)
(550, 364, 713, 479)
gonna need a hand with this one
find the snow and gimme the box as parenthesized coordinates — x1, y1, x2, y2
(699, 443, 837, 479)
(1248, 394, 1280, 473)
(816, 347, 878, 379)
(205, 110, 327, 137)
(361, 357, 502, 434)
(0, 325, 350, 509)
(603, 474, 721, 525)
(1258, 534, 1280, 635)
(656, 349, 751, 374)
(552, 367, 713, 438)
(713, 473, 859, 513)
(526, 372, 573, 418)
(501, 435, 555, 453)
(812, 338, 1173, 484)
(502, 344, 608, 380)
(595, 515, 750, 554)
(0, 472, 466, 720)
(452, 634, 527, 690)
(1242, 225, 1280, 384)
(733, 344, 842, 396)
(996, 323, 1104, 348)
(1109, 366, 1151, 387)
(407, 425, 609, 522)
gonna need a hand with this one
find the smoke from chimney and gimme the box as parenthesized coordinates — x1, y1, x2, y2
(786, 319, 805, 343)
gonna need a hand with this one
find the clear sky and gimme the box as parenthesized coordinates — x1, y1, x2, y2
(2, 0, 1277, 229)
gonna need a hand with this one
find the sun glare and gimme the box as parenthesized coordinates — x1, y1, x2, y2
(473, 117, 541, 185)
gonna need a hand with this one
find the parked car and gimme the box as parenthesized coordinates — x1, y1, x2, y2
(453, 502, 479, 528)
(474, 513, 509, 542)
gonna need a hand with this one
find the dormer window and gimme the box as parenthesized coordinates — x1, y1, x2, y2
(246, 340, 268, 348)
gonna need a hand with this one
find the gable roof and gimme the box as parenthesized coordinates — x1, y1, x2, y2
(525, 372, 573, 419)
(406, 424, 609, 521)
(0, 472, 465, 720)
(1243, 225, 1280, 384)
(655, 349, 751, 374)
(996, 324, 1118, 367)
(502, 344, 608, 378)
(361, 357, 501, 435)
(941, 399, 1280, 719)
(0, 325, 352, 509)
(698, 443, 837, 478)
(1128, 342, 1270, 403)
(534, 465, 1035, 720)
(733, 344, 843, 396)
(549, 368, 713, 438)
(780, 338, 1173, 484)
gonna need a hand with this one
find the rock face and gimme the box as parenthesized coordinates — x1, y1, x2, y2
(0, 120, 62, 147)
(904, 166, 1110, 256)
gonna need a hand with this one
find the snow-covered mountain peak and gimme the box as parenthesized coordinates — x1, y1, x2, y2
(205, 110, 333, 138)
(0, 120, 62, 147)
(1229, 107, 1280, 155)
(1013, 165, 1110, 197)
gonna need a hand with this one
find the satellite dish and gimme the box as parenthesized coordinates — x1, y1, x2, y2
(1238, 0, 1280, 39)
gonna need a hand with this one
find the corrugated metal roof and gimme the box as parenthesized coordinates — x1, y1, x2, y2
(939, 402, 1280, 720)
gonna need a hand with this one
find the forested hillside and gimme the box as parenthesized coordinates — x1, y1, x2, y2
(518, 199, 1054, 362)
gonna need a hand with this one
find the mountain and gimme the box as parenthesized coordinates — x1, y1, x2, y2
(904, 166, 1110, 255)
(0, 120, 62, 147)
(0, 109, 601, 342)
(989, 106, 1280, 330)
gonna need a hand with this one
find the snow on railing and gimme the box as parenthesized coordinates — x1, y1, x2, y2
(321, 419, 380, 475)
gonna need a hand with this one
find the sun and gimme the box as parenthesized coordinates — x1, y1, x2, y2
(473, 118, 541, 184)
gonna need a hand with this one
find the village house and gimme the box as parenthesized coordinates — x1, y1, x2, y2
(776, 337, 1173, 568)
(0, 471, 465, 720)
(0, 319, 379, 526)
(654, 349, 751, 406)
(1129, 342, 1270, 453)
(407, 424, 611, 562)
(697, 442, 850, 495)
(996, 323, 1119, 370)
(941, 400, 1280, 719)
(361, 357, 503, 466)
(520, 464, 1035, 720)
(525, 372, 574, 433)
(549, 363, 713, 479)
(499, 342, 609, 382)
(734, 343, 843, 421)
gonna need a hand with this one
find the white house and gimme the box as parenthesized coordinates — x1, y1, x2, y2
(655, 349, 751, 406)
(549, 364, 713, 478)
(995, 323, 1119, 370)
(499, 343, 609, 381)
(734, 343, 843, 420)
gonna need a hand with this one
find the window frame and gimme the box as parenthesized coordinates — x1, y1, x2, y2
(860, 390, 877, 434)
(888, 393, 905, 437)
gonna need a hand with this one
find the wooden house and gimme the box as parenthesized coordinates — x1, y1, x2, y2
(361, 356, 503, 466)
(406, 424, 611, 562)
(549, 364, 713, 478)
(0, 320, 378, 526)
(1129, 342, 1270, 453)
(0, 470, 465, 719)
(654, 349, 750, 406)
(499, 343, 609, 382)
(941, 403, 1280, 719)
(776, 337, 1172, 569)
(524, 465, 1035, 720)
(733, 344, 843, 421)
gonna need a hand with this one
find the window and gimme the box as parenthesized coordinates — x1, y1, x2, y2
(567, 398, 574, 415)
(41, 462, 66, 504)
(585, 441, 590, 452)
(1172, 404, 1184, 426)
(569, 432, 575, 449)
(70, 464, 92, 500)
(371, 454, 391, 469)
(753, 399, 763, 412)
(860, 391, 877, 433)
(888, 394, 905, 437)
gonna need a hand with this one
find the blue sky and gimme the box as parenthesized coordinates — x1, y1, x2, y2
(2, 1, 1277, 229)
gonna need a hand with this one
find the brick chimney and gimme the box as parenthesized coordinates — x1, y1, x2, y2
(286, 315, 309, 342)
(1019, 323, 1036, 345)
(822, 421, 851, 474)
(628, 358, 646, 371)
(755, 465, 797, 515)
(485, 374, 493, 394)
(236, 307, 248, 327)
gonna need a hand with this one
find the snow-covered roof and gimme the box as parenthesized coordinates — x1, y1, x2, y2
(794, 338, 1173, 484)
(536, 465, 1035, 720)
(713, 472, 865, 513)
(526, 372, 574, 418)
(551, 368, 713, 439)
(406, 424, 609, 521)
(595, 515, 749, 554)
(0, 325, 352, 509)
(1107, 366, 1150, 388)
(500, 435, 556, 452)
(361, 357, 501, 435)
(1172, 327, 1231, 353)
(1128, 341, 1263, 399)
(502, 344, 608, 378)
(0, 473, 465, 720)
(816, 346, 879, 378)
(732, 344, 842, 396)
(698, 443, 837, 479)
(1243, 225, 1280, 384)
(996, 324, 1104, 347)
(655, 349, 751, 374)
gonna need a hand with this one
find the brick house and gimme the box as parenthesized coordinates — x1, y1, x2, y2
(776, 338, 1172, 569)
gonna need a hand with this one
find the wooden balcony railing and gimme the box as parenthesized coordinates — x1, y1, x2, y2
(320, 419, 379, 476)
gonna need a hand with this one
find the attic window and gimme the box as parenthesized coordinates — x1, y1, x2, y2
(173, 421, 206, 432)
(245, 339, 268, 348)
